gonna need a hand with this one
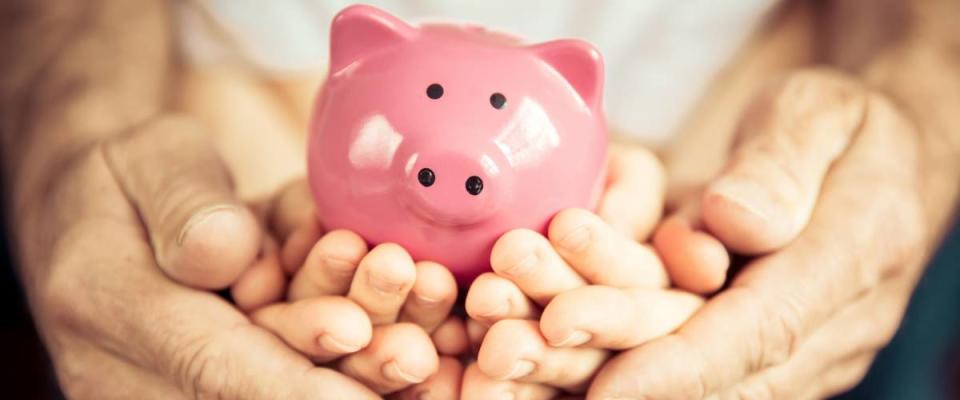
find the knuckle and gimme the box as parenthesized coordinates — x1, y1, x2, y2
(726, 378, 777, 400)
(57, 377, 103, 400)
(864, 297, 910, 352)
(54, 352, 101, 400)
(758, 68, 868, 144)
(729, 287, 803, 371)
(867, 316, 901, 351)
(38, 248, 96, 332)
(774, 69, 867, 116)
(820, 358, 875, 399)
(169, 328, 245, 400)
(759, 298, 803, 369)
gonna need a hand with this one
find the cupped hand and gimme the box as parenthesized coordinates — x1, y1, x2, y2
(239, 179, 467, 398)
(594, 70, 931, 399)
(12, 116, 378, 399)
(461, 144, 704, 399)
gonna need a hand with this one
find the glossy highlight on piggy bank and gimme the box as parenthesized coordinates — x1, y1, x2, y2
(309, 5, 608, 284)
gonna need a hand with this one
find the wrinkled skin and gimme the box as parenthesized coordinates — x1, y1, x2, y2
(2, 1, 959, 399)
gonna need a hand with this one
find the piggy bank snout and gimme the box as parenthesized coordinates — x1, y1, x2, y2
(403, 152, 505, 226)
(416, 168, 485, 196)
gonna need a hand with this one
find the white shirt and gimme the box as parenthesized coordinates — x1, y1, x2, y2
(177, 0, 777, 146)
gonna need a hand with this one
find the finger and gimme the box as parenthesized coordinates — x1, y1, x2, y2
(490, 229, 586, 305)
(722, 276, 912, 399)
(653, 207, 730, 294)
(802, 354, 875, 399)
(399, 261, 458, 333)
(267, 179, 323, 273)
(251, 296, 372, 362)
(267, 179, 315, 242)
(348, 243, 418, 325)
(701, 70, 867, 253)
(540, 285, 703, 349)
(478, 319, 608, 392)
(340, 323, 440, 395)
(722, 354, 874, 400)
(467, 318, 490, 355)
(56, 226, 377, 399)
(231, 236, 286, 312)
(548, 208, 668, 288)
(462, 363, 558, 400)
(392, 356, 463, 400)
(597, 143, 665, 241)
(288, 229, 368, 300)
(465, 272, 538, 325)
(588, 88, 923, 400)
(281, 218, 323, 275)
(43, 152, 377, 399)
(432, 317, 469, 356)
(102, 115, 261, 289)
(54, 347, 184, 399)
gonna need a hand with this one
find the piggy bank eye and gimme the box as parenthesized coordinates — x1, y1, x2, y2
(426, 83, 444, 99)
(489, 92, 506, 109)
(418, 168, 436, 187)
(465, 176, 484, 195)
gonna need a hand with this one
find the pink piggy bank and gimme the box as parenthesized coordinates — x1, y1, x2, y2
(308, 5, 608, 284)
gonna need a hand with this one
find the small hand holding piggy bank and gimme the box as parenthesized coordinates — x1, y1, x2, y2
(243, 7, 687, 396)
(309, 5, 607, 284)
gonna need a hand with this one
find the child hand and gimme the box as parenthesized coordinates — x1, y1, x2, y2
(234, 181, 467, 397)
(462, 144, 704, 397)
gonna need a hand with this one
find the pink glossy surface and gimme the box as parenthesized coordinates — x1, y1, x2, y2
(309, 5, 608, 284)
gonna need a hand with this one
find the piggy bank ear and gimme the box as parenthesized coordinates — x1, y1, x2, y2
(330, 5, 415, 74)
(530, 40, 604, 109)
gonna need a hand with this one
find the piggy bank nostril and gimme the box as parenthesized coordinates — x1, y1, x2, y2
(418, 168, 436, 187)
(465, 176, 484, 195)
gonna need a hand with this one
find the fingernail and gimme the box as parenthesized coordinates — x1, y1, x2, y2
(559, 225, 591, 252)
(368, 273, 406, 295)
(415, 294, 442, 307)
(318, 334, 363, 353)
(476, 301, 510, 318)
(548, 330, 592, 347)
(178, 205, 241, 246)
(497, 360, 535, 380)
(321, 256, 356, 278)
(383, 360, 426, 384)
(503, 252, 538, 277)
(707, 178, 773, 222)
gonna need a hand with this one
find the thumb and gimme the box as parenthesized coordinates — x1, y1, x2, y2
(103, 115, 260, 289)
(701, 69, 867, 253)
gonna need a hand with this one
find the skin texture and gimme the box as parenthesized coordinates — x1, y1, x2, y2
(597, 2, 960, 399)
(2, 1, 959, 399)
(257, 142, 694, 398)
(0, 2, 375, 399)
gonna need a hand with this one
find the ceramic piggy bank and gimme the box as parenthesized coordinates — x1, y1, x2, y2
(308, 5, 608, 284)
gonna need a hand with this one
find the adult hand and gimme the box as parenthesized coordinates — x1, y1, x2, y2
(11, 116, 378, 399)
(591, 70, 936, 399)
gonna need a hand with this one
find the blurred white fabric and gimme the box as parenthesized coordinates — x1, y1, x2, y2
(178, 0, 778, 145)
